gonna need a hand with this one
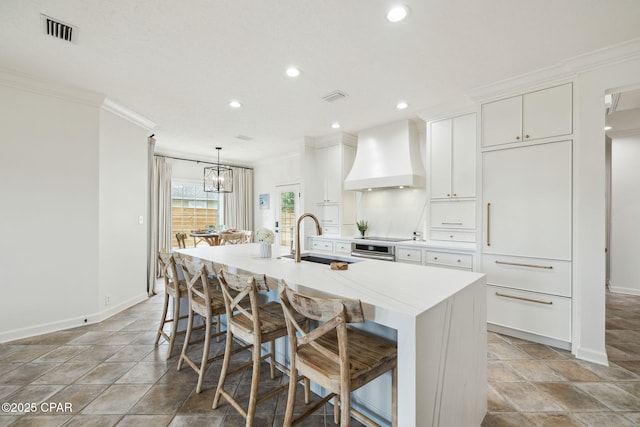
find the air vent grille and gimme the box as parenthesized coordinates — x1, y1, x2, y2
(42, 15, 76, 43)
(321, 90, 349, 103)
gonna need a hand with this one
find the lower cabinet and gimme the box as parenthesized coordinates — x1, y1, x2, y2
(396, 247, 422, 265)
(311, 239, 333, 253)
(487, 284, 571, 343)
(425, 251, 473, 271)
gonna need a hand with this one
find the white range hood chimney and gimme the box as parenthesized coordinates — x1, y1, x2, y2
(344, 119, 425, 191)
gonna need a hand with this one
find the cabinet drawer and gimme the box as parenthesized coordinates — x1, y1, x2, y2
(425, 251, 473, 270)
(487, 285, 571, 342)
(430, 230, 476, 243)
(311, 240, 334, 253)
(321, 225, 339, 236)
(334, 241, 351, 254)
(430, 200, 476, 229)
(397, 247, 422, 263)
(481, 254, 571, 297)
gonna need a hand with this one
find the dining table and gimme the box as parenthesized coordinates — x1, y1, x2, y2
(189, 231, 219, 246)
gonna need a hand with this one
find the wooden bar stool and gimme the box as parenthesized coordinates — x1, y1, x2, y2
(212, 270, 309, 426)
(154, 252, 189, 359)
(175, 257, 239, 393)
(279, 281, 398, 427)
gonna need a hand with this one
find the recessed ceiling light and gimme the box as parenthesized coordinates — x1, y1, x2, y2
(286, 67, 301, 78)
(396, 101, 408, 110)
(387, 5, 410, 22)
(229, 100, 242, 108)
(331, 122, 341, 129)
(604, 125, 613, 130)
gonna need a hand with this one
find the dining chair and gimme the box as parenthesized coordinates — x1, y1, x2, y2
(219, 230, 245, 245)
(176, 232, 187, 249)
(212, 270, 309, 425)
(279, 280, 398, 426)
(155, 252, 189, 359)
(242, 230, 253, 244)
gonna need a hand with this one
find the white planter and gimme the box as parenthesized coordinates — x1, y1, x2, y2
(259, 243, 272, 258)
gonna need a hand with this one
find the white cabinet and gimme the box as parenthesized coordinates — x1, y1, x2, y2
(396, 247, 422, 265)
(428, 113, 477, 243)
(313, 138, 356, 237)
(430, 113, 476, 199)
(317, 145, 341, 203)
(482, 141, 572, 260)
(482, 83, 572, 147)
(311, 239, 334, 253)
(425, 251, 473, 271)
(481, 138, 573, 346)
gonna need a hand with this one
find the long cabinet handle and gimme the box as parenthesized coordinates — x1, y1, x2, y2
(495, 292, 553, 305)
(495, 260, 553, 270)
(486, 203, 491, 246)
(442, 222, 463, 225)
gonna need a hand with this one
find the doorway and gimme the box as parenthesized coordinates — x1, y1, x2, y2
(275, 184, 300, 249)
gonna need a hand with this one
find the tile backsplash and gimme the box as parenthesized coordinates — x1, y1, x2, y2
(355, 188, 427, 239)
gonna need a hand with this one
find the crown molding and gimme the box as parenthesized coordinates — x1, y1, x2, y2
(467, 38, 640, 103)
(102, 98, 156, 130)
(608, 127, 640, 139)
(0, 67, 105, 107)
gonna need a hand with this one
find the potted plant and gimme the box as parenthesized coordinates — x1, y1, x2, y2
(356, 220, 368, 238)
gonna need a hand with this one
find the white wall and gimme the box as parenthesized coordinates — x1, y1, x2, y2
(573, 56, 640, 365)
(0, 80, 101, 341)
(356, 188, 427, 239)
(609, 134, 640, 294)
(98, 109, 150, 314)
(0, 73, 152, 342)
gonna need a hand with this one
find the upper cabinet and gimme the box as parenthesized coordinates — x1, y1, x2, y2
(313, 137, 356, 236)
(317, 145, 341, 203)
(430, 113, 476, 199)
(481, 83, 572, 148)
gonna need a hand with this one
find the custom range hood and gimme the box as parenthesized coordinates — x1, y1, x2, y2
(344, 119, 425, 190)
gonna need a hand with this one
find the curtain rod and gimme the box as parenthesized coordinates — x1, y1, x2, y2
(154, 153, 253, 170)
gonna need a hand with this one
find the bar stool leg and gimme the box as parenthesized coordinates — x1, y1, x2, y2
(392, 365, 398, 427)
(245, 342, 262, 425)
(166, 294, 181, 358)
(177, 306, 194, 371)
(283, 358, 297, 427)
(212, 322, 234, 409)
(155, 291, 170, 346)
(195, 316, 213, 393)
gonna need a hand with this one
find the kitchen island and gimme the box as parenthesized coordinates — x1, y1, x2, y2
(177, 243, 487, 426)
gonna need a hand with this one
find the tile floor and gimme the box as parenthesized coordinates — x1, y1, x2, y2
(482, 290, 640, 426)
(1, 288, 639, 426)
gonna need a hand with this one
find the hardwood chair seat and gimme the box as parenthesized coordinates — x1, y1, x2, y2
(296, 328, 397, 392)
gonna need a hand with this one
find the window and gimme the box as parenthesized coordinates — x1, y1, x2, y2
(171, 181, 221, 247)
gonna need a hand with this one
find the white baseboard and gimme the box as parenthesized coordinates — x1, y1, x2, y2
(0, 292, 149, 344)
(608, 283, 640, 296)
(574, 346, 609, 367)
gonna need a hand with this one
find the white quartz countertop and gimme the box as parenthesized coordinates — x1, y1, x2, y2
(177, 243, 484, 319)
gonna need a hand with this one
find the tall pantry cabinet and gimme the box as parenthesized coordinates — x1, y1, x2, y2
(481, 83, 573, 349)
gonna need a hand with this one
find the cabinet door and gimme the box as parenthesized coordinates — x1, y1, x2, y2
(523, 83, 572, 142)
(452, 113, 476, 197)
(482, 141, 572, 260)
(430, 118, 452, 199)
(481, 95, 522, 147)
(321, 145, 341, 203)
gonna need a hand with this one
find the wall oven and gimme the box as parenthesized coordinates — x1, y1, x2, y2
(350, 237, 405, 262)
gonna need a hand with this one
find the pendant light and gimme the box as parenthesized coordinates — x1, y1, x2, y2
(204, 147, 233, 193)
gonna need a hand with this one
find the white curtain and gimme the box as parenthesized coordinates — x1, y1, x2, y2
(148, 155, 173, 295)
(223, 167, 254, 232)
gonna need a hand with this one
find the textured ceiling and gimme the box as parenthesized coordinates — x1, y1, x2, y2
(2, 0, 640, 164)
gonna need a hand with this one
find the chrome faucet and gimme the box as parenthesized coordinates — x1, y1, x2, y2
(295, 213, 322, 262)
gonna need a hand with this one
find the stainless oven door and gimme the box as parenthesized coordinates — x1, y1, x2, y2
(350, 251, 395, 262)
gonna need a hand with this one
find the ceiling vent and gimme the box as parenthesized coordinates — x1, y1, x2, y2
(321, 90, 348, 103)
(41, 14, 76, 43)
(235, 134, 253, 142)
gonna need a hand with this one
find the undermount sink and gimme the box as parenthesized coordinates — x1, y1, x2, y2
(279, 254, 360, 265)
